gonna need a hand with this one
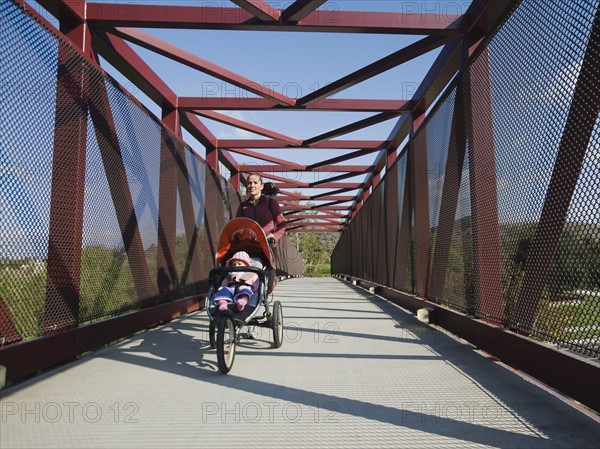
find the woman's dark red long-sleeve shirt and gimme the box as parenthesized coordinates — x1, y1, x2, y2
(236, 195, 286, 241)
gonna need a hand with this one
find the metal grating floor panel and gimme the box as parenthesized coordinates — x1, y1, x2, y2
(1, 278, 598, 448)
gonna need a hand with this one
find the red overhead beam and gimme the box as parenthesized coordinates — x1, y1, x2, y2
(297, 35, 455, 107)
(86, 4, 462, 35)
(303, 112, 400, 146)
(36, 0, 85, 21)
(312, 182, 363, 189)
(182, 97, 278, 110)
(306, 205, 350, 211)
(194, 110, 302, 145)
(309, 170, 370, 186)
(107, 27, 296, 107)
(277, 190, 311, 200)
(219, 150, 239, 171)
(308, 195, 354, 202)
(284, 214, 336, 220)
(288, 221, 343, 226)
(217, 139, 385, 149)
(259, 173, 310, 187)
(181, 112, 218, 149)
(310, 186, 363, 200)
(284, 212, 346, 219)
(307, 148, 383, 169)
(287, 224, 343, 231)
(309, 140, 387, 149)
(224, 148, 306, 170)
(466, 0, 518, 38)
(229, 0, 280, 22)
(280, 207, 314, 213)
(288, 222, 343, 228)
(92, 31, 177, 108)
(236, 164, 370, 173)
(281, 0, 327, 22)
(313, 199, 354, 209)
(289, 229, 342, 233)
(178, 97, 412, 112)
(273, 182, 361, 189)
(307, 99, 413, 112)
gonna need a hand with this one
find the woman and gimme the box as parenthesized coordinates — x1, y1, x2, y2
(236, 173, 286, 245)
(235, 173, 286, 339)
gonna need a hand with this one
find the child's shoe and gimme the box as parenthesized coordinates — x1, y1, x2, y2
(217, 300, 229, 312)
(236, 297, 248, 311)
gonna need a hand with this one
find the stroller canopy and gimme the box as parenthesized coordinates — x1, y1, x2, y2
(215, 218, 273, 268)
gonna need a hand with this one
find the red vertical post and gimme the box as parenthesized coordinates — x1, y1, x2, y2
(206, 147, 220, 174)
(204, 165, 228, 268)
(387, 146, 397, 170)
(229, 169, 241, 192)
(157, 106, 180, 298)
(384, 163, 399, 287)
(398, 166, 413, 292)
(412, 107, 427, 135)
(57, 1, 92, 58)
(465, 47, 504, 323)
(162, 105, 181, 138)
(383, 143, 395, 287)
(411, 123, 430, 298)
(43, 4, 89, 332)
(372, 169, 381, 190)
(349, 204, 357, 222)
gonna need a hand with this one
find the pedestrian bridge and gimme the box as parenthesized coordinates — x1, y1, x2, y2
(2, 278, 598, 448)
(1, 1, 599, 446)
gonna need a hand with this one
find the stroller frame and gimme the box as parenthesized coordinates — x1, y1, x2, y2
(206, 218, 284, 374)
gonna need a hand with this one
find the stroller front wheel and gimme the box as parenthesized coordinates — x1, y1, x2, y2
(272, 300, 283, 348)
(217, 315, 237, 374)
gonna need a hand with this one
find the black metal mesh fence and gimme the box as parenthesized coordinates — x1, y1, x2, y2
(0, 1, 301, 346)
(333, 0, 600, 358)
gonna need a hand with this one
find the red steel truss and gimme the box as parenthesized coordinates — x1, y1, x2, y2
(28, 0, 517, 232)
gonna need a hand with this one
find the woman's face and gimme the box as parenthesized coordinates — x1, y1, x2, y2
(247, 175, 263, 198)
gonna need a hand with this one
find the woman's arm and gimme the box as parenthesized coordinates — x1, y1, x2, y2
(270, 199, 286, 241)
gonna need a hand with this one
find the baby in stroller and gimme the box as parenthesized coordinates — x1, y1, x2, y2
(208, 218, 271, 318)
(215, 251, 260, 312)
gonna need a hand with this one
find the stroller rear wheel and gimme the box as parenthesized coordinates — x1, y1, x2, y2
(272, 300, 283, 348)
(217, 315, 236, 374)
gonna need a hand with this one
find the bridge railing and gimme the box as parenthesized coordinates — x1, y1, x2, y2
(0, 1, 302, 383)
(333, 0, 599, 409)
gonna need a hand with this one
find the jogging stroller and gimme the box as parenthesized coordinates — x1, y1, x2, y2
(206, 217, 284, 373)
